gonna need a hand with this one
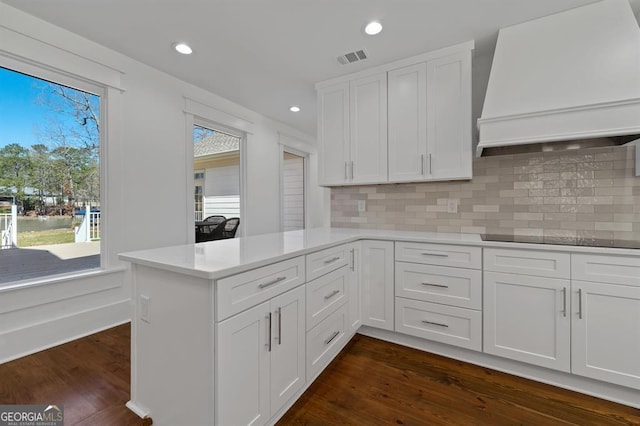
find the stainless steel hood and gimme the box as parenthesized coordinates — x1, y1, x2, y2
(476, 0, 640, 156)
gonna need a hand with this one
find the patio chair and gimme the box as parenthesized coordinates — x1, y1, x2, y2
(203, 215, 226, 224)
(196, 220, 227, 243)
(220, 218, 240, 239)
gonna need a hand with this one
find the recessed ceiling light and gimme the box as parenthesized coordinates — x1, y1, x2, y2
(364, 21, 383, 36)
(289, 106, 301, 112)
(174, 43, 193, 55)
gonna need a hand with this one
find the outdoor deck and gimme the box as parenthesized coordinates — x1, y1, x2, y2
(0, 242, 100, 284)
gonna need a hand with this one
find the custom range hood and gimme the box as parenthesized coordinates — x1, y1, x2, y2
(476, 0, 640, 156)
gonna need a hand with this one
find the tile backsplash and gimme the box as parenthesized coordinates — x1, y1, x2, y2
(331, 145, 640, 245)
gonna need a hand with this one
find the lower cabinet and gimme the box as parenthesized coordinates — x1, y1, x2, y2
(360, 240, 395, 330)
(483, 271, 571, 372)
(572, 280, 640, 389)
(216, 285, 306, 425)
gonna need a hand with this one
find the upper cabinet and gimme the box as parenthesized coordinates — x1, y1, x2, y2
(318, 74, 388, 185)
(317, 41, 474, 187)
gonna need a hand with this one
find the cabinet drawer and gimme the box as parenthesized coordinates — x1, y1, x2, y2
(395, 297, 482, 351)
(216, 256, 305, 321)
(306, 244, 352, 281)
(572, 254, 640, 286)
(395, 262, 482, 310)
(307, 266, 349, 331)
(306, 303, 348, 381)
(395, 241, 481, 269)
(484, 248, 570, 279)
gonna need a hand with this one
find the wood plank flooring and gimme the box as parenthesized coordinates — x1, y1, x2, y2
(0, 324, 638, 425)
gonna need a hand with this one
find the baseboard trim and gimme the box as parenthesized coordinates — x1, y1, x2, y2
(0, 299, 130, 364)
(126, 401, 150, 419)
(358, 327, 640, 409)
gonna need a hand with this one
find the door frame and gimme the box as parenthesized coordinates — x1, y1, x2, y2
(279, 144, 309, 232)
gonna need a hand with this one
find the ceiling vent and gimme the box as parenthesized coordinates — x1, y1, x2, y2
(337, 49, 368, 65)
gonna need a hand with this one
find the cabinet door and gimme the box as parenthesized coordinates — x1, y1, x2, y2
(388, 62, 428, 182)
(318, 82, 349, 185)
(216, 302, 270, 426)
(349, 73, 388, 184)
(426, 51, 472, 180)
(572, 281, 640, 389)
(361, 240, 394, 330)
(270, 286, 306, 416)
(347, 243, 361, 333)
(484, 271, 570, 372)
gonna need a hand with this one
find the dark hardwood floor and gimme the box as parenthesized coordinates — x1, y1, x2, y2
(1, 324, 638, 425)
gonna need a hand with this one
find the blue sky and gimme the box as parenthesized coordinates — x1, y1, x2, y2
(0, 66, 98, 149)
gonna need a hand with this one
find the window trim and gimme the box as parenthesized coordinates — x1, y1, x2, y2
(279, 144, 310, 232)
(186, 115, 247, 241)
(0, 55, 109, 283)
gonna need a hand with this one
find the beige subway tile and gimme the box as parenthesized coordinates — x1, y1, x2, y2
(514, 212, 543, 221)
(613, 213, 640, 222)
(544, 179, 576, 189)
(595, 187, 633, 196)
(514, 181, 544, 189)
(544, 212, 577, 221)
(614, 231, 640, 242)
(500, 220, 530, 228)
(576, 196, 613, 205)
(544, 196, 577, 205)
(612, 196, 636, 205)
(595, 222, 632, 232)
(577, 162, 613, 171)
(560, 221, 595, 230)
(514, 196, 544, 205)
(529, 204, 560, 213)
(595, 204, 634, 214)
(529, 189, 560, 197)
(577, 213, 613, 222)
(473, 205, 500, 213)
(426, 205, 447, 212)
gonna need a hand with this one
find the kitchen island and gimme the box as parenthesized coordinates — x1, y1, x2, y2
(120, 227, 640, 425)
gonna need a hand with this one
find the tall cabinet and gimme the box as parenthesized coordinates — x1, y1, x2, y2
(388, 50, 472, 182)
(317, 40, 474, 186)
(318, 74, 387, 185)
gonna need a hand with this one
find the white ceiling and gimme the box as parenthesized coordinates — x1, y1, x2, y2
(4, 0, 640, 138)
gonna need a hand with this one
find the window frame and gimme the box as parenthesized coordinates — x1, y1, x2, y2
(279, 144, 310, 232)
(0, 55, 108, 282)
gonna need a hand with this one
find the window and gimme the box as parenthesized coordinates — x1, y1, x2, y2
(281, 149, 306, 231)
(0, 64, 103, 284)
(193, 124, 242, 239)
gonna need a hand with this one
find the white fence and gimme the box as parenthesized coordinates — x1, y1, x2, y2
(75, 207, 101, 242)
(1, 205, 17, 249)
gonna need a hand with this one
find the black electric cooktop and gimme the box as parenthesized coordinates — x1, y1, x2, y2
(480, 234, 640, 249)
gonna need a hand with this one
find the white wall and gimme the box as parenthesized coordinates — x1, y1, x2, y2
(0, 3, 322, 362)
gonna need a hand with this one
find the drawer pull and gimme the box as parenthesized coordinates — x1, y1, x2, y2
(324, 331, 340, 345)
(277, 307, 282, 345)
(258, 276, 286, 289)
(421, 252, 449, 258)
(561, 287, 567, 317)
(324, 256, 341, 264)
(422, 320, 449, 328)
(421, 282, 449, 289)
(324, 289, 340, 300)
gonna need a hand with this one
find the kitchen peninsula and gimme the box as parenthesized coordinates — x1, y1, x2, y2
(120, 227, 640, 425)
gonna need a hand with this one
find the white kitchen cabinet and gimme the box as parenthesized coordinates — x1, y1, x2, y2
(387, 51, 472, 182)
(483, 271, 571, 372)
(571, 253, 640, 390)
(317, 74, 387, 186)
(572, 280, 640, 390)
(426, 51, 472, 180)
(388, 63, 427, 182)
(361, 240, 394, 330)
(216, 285, 305, 425)
(349, 73, 388, 184)
(347, 242, 361, 333)
(317, 82, 349, 185)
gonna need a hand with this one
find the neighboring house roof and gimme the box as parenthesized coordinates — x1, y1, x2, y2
(194, 132, 240, 157)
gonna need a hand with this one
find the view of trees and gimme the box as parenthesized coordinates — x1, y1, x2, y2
(0, 79, 100, 215)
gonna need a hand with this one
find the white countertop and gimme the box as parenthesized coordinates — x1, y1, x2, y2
(118, 227, 640, 280)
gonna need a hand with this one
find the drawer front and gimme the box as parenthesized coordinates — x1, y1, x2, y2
(306, 266, 349, 331)
(395, 242, 481, 269)
(484, 248, 570, 279)
(395, 262, 482, 310)
(572, 254, 640, 286)
(306, 303, 348, 381)
(216, 256, 305, 321)
(306, 244, 352, 281)
(395, 297, 482, 351)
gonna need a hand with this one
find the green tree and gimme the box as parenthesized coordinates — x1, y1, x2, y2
(0, 143, 31, 206)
